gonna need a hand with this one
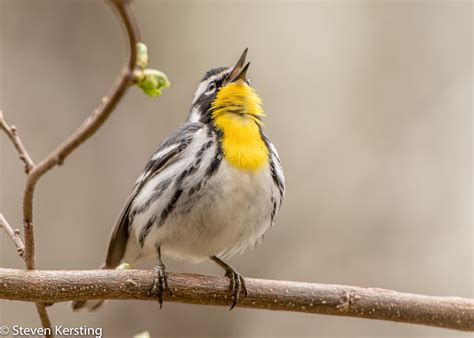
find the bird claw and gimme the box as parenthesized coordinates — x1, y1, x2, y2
(225, 268, 247, 310)
(151, 265, 172, 309)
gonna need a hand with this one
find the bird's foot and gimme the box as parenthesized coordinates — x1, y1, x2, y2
(224, 266, 248, 310)
(151, 264, 172, 309)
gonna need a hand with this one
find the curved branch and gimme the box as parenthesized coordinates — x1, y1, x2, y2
(0, 268, 472, 332)
(22, 0, 141, 270)
(4, 0, 142, 334)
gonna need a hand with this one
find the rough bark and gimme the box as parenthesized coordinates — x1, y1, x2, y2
(0, 268, 472, 332)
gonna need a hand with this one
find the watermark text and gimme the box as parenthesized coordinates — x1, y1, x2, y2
(0, 325, 103, 337)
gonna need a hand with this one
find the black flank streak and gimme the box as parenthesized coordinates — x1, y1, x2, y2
(205, 131, 223, 178)
(206, 150, 222, 178)
(159, 188, 183, 225)
(132, 179, 172, 217)
(173, 139, 214, 215)
(261, 131, 284, 200)
(138, 213, 157, 247)
(270, 160, 284, 201)
(207, 125, 214, 138)
(177, 139, 213, 186)
(136, 179, 172, 247)
(270, 197, 277, 226)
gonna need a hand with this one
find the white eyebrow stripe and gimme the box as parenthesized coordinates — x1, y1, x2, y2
(192, 82, 209, 104)
(192, 69, 230, 104)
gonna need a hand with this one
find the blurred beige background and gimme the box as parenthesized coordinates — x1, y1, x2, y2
(0, 0, 472, 337)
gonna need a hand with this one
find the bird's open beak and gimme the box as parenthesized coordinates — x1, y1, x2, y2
(226, 48, 251, 84)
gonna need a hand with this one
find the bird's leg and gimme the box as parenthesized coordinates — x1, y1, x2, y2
(151, 246, 172, 308)
(211, 256, 248, 310)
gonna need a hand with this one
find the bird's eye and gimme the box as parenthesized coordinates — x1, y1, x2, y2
(246, 78, 251, 86)
(207, 81, 217, 93)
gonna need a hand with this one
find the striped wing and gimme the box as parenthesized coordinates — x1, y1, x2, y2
(105, 122, 203, 268)
(261, 133, 285, 230)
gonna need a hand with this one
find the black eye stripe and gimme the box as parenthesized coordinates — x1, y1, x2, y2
(204, 78, 224, 96)
(215, 78, 224, 88)
(190, 67, 233, 124)
(195, 91, 214, 109)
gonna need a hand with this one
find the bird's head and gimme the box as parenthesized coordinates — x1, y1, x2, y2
(188, 48, 264, 126)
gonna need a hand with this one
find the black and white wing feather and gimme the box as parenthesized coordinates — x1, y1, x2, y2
(105, 122, 203, 268)
(72, 123, 203, 311)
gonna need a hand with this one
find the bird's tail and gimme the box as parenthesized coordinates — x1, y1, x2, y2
(71, 237, 145, 311)
(71, 298, 105, 311)
(71, 263, 107, 311)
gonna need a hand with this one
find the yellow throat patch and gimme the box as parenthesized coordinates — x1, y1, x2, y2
(211, 82, 269, 172)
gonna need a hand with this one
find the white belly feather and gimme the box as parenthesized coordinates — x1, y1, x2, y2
(141, 160, 274, 262)
(121, 126, 283, 266)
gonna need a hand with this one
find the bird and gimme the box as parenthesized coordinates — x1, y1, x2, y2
(72, 48, 285, 311)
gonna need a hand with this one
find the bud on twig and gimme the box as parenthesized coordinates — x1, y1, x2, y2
(136, 42, 149, 69)
(135, 68, 170, 97)
(134, 42, 170, 97)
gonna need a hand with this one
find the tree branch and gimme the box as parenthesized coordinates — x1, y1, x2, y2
(0, 0, 142, 334)
(34, 304, 53, 335)
(0, 216, 51, 334)
(0, 269, 472, 332)
(0, 214, 25, 258)
(0, 110, 35, 174)
(22, 0, 141, 271)
(2, 0, 469, 336)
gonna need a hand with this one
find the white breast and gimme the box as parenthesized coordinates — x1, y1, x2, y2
(141, 159, 276, 262)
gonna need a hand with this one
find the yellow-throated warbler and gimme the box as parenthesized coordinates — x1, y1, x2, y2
(72, 49, 285, 310)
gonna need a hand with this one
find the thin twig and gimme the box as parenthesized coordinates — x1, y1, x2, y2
(0, 110, 35, 174)
(0, 0, 470, 336)
(22, 0, 141, 271)
(35, 304, 53, 338)
(0, 269, 472, 332)
(0, 0, 142, 334)
(0, 214, 25, 257)
(0, 117, 51, 334)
